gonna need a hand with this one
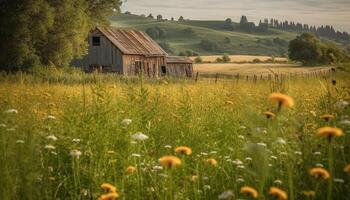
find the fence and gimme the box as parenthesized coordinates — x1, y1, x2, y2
(194, 68, 335, 83)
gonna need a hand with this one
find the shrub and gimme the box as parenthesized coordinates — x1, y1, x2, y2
(222, 54, 231, 63)
(253, 58, 261, 63)
(200, 40, 219, 52)
(194, 56, 203, 63)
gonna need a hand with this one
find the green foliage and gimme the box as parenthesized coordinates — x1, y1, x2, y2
(289, 33, 346, 65)
(222, 54, 231, 63)
(194, 56, 203, 63)
(145, 26, 167, 39)
(200, 40, 219, 52)
(0, 0, 121, 71)
(158, 42, 174, 54)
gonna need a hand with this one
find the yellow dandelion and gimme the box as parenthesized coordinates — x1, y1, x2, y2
(240, 186, 258, 199)
(320, 114, 335, 122)
(344, 164, 350, 173)
(269, 187, 288, 200)
(310, 168, 330, 180)
(268, 93, 294, 109)
(263, 111, 276, 119)
(101, 183, 117, 193)
(302, 190, 316, 198)
(98, 192, 119, 200)
(316, 127, 343, 139)
(175, 146, 192, 155)
(159, 156, 182, 168)
(205, 158, 218, 167)
(126, 166, 137, 174)
(191, 175, 199, 182)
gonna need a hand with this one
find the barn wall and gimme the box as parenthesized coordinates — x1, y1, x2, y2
(123, 55, 165, 76)
(165, 63, 193, 77)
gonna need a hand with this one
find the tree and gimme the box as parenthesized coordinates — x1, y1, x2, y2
(0, 0, 121, 71)
(222, 54, 231, 63)
(240, 16, 248, 25)
(156, 14, 163, 21)
(199, 40, 219, 52)
(224, 18, 233, 30)
(147, 14, 154, 19)
(178, 16, 184, 22)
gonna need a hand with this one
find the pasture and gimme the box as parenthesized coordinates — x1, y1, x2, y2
(190, 55, 287, 63)
(0, 68, 349, 200)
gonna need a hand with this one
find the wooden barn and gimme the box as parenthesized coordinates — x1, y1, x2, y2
(72, 27, 193, 77)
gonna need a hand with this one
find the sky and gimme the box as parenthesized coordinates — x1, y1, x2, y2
(121, 0, 350, 32)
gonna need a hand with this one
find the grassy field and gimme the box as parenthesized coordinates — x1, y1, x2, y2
(109, 14, 298, 56)
(0, 68, 349, 200)
(194, 63, 331, 76)
(190, 55, 288, 63)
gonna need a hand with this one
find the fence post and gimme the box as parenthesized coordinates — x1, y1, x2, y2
(195, 72, 199, 82)
(215, 73, 219, 83)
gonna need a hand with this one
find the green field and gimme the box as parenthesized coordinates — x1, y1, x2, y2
(109, 14, 298, 56)
(0, 67, 349, 199)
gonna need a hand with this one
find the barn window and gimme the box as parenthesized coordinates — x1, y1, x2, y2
(161, 66, 167, 75)
(92, 36, 101, 46)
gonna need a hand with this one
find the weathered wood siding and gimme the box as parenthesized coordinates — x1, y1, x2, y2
(165, 63, 194, 77)
(123, 55, 165, 76)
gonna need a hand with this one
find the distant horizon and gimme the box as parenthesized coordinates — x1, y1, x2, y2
(121, 0, 350, 32)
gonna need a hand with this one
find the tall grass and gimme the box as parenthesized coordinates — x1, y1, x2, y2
(0, 69, 349, 199)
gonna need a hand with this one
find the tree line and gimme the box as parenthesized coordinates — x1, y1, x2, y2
(0, 0, 121, 71)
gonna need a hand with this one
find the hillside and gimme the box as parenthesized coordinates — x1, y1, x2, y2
(110, 14, 297, 56)
(110, 14, 298, 56)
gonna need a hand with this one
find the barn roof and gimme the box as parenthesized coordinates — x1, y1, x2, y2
(166, 56, 193, 64)
(96, 27, 167, 56)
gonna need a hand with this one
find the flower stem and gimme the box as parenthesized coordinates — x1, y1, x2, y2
(327, 142, 333, 200)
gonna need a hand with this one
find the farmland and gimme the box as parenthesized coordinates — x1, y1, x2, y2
(0, 67, 350, 199)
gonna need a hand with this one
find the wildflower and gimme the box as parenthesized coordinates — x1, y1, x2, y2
(263, 111, 276, 119)
(175, 146, 192, 155)
(335, 100, 349, 109)
(302, 191, 315, 198)
(45, 115, 56, 120)
(46, 135, 58, 141)
(233, 159, 243, 165)
(339, 119, 350, 126)
(257, 142, 267, 147)
(107, 150, 116, 155)
(191, 175, 199, 182)
(101, 183, 117, 192)
(126, 166, 137, 174)
(0, 123, 7, 128)
(333, 178, 344, 183)
(131, 153, 141, 157)
(274, 180, 283, 185)
(98, 192, 119, 200)
(313, 152, 321, 156)
(344, 164, 350, 173)
(70, 150, 82, 158)
(315, 163, 324, 168)
(238, 135, 245, 140)
(245, 157, 252, 162)
(218, 190, 234, 199)
(72, 138, 81, 142)
(240, 186, 258, 199)
(269, 187, 288, 200)
(153, 165, 163, 170)
(203, 185, 211, 190)
(205, 158, 218, 167)
(131, 132, 149, 141)
(16, 140, 25, 144)
(237, 178, 245, 183)
(310, 168, 330, 180)
(45, 145, 56, 150)
(121, 119, 132, 126)
(316, 127, 343, 140)
(320, 114, 334, 122)
(268, 93, 294, 109)
(294, 151, 302, 156)
(164, 145, 172, 149)
(159, 156, 182, 169)
(276, 138, 286, 145)
(271, 156, 278, 160)
(4, 109, 18, 114)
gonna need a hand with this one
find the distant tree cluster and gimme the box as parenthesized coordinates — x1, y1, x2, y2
(178, 50, 199, 57)
(199, 40, 219, 52)
(146, 27, 167, 39)
(264, 18, 350, 41)
(0, 0, 121, 71)
(289, 33, 346, 64)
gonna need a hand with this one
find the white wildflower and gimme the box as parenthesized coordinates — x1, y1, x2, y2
(70, 150, 82, 158)
(130, 141, 137, 144)
(237, 165, 245, 169)
(335, 100, 349, 109)
(16, 140, 25, 144)
(310, 111, 317, 117)
(268, 164, 273, 167)
(218, 190, 234, 199)
(4, 109, 18, 114)
(200, 152, 208, 156)
(313, 152, 321, 156)
(274, 180, 283, 185)
(164, 145, 172, 149)
(339, 119, 350, 126)
(0, 124, 6, 128)
(153, 165, 163, 170)
(334, 178, 344, 183)
(159, 173, 168, 178)
(131, 132, 149, 141)
(237, 178, 245, 183)
(45, 145, 56, 150)
(202, 176, 209, 180)
(51, 151, 57, 156)
(294, 151, 302, 156)
(316, 163, 324, 168)
(131, 153, 141, 157)
(203, 185, 211, 190)
(280, 152, 288, 156)
(233, 159, 243, 165)
(121, 119, 132, 126)
(45, 115, 56, 120)
(210, 151, 217, 154)
(245, 157, 252, 161)
(238, 135, 245, 140)
(239, 125, 246, 129)
(46, 135, 57, 141)
(276, 137, 286, 145)
(270, 156, 278, 160)
(257, 142, 267, 147)
(72, 139, 81, 142)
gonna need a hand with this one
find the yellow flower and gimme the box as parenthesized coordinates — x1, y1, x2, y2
(269, 187, 288, 200)
(126, 166, 137, 174)
(101, 183, 117, 193)
(316, 127, 343, 139)
(268, 93, 294, 108)
(310, 168, 330, 180)
(191, 175, 199, 182)
(98, 192, 119, 200)
(302, 190, 316, 198)
(159, 156, 182, 168)
(240, 186, 258, 199)
(175, 146, 192, 155)
(344, 164, 350, 173)
(205, 158, 218, 167)
(263, 111, 276, 119)
(320, 114, 334, 122)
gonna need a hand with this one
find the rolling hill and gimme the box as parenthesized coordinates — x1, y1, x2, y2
(109, 14, 298, 56)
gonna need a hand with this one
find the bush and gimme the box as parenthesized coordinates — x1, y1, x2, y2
(158, 42, 174, 54)
(216, 58, 223, 63)
(222, 54, 231, 63)
(145, 27, 167, 39)
(178, 52, 186, 56)
(200, 40, 219, 52)
(194, 56, 203, 63)
(183, 28, 195, 36)
(252, 58, 261, 63)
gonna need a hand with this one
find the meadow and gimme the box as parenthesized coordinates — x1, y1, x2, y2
(0, 67, 350, 200)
